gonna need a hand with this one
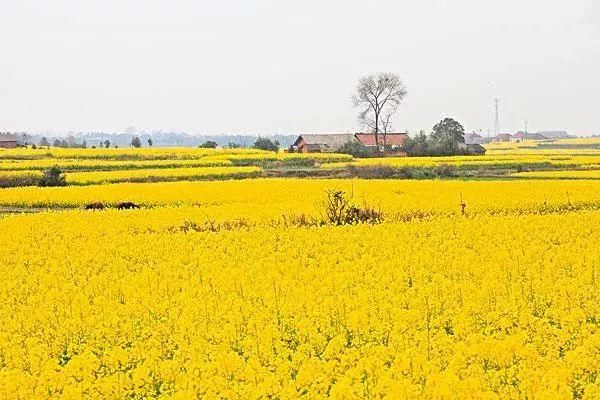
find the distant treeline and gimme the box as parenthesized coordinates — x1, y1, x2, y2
(22, 132, 298, 148)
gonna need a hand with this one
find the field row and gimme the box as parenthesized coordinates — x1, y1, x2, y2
(2, 179, 600, 218)
(12, 152, 600, 172)
(0, 166, 260, 185)
(1, 208, 599, 398)
(511, 170, 600, 179)
(0, 147, 352, 164)
(321, 154, 600, 170)
(0, 158, 233, 171)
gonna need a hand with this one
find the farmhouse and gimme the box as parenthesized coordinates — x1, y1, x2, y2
(292, 132, 408, 153)
(510, 132, 549, 142)
(523, 132, 548, 141)
(493, 133, 513, 142)
(0, 133, 19, 149)
(354, 133, 408, 149)
(538, 130, 568, 139)
(292, 134, 355, 153)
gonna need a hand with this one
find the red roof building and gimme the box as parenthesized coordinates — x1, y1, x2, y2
(355, 132, 408, 147)
(292, 132, 408, 153)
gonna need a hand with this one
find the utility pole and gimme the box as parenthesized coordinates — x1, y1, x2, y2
(494, 99, 500, 137)
(524, 117, 528, 134)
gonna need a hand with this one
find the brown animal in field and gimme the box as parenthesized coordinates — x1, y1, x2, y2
(116, 201, 140, 210)
(84, 202, 105, 210)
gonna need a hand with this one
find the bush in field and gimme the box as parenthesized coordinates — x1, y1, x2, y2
(39, 166, 67, 187)
(254, 138, 279, 152)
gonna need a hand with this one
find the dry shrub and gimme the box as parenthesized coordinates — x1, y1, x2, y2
(322, 189, 382, 225)
(281, 213, 319, 227)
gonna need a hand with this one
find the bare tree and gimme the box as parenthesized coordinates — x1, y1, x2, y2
(352, 73, 407, 152)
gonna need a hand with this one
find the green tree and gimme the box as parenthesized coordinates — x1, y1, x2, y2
(148, 138, 153, 147)
(39, 166, 67, 187)
(199, 140, 218, 149)
(40, 137, 50, 147)
(403, 130, 431, 156)
(431, 118, 465, 154)
(104, 140, 110, 148)
(131, 136, 142, 148)
(253, 137, 279, 152)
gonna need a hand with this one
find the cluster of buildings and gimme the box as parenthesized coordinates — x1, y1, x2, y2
(465, 130, 569, 144)
(291, 132, 408, 154)
(292, 132, 486, 155)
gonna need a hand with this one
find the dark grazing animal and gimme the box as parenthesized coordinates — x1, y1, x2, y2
(116, 201, 140, 210)
(84, 202, 105, 210)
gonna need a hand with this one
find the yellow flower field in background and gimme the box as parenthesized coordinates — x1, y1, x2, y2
(0, 147, 352, 163)
(65, 166, 260, 184)
(484, 138, 600, 155)
(1, 207, 599, 398)
(0, 158, 234, 171)
(0, 169, 42, 178)
(511, 170, 600, 179)
(0, 147, 265, 160)
(321, 154, 600, 170)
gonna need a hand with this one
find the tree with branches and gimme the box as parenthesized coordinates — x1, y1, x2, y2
(352, 73, 407, 152)
(379, 105, 398, 149)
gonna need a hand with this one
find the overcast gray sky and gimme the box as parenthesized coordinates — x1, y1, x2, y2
(1, 0, 599, 135)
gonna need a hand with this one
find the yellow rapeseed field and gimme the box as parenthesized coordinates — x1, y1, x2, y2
(320, 154, 600, 170)
(1, 207, 600, 398)
(0, 158, 234, 171)
(0, 147, 352, 163)
(0, 147, 266, 160)
(511, 170, 600, 180)
(1, 178, 600, 216)
(3, 145, 600, 398)
(64, 166, 260, 184)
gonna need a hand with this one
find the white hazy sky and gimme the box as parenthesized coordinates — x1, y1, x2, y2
(1, 0, 599, 135)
